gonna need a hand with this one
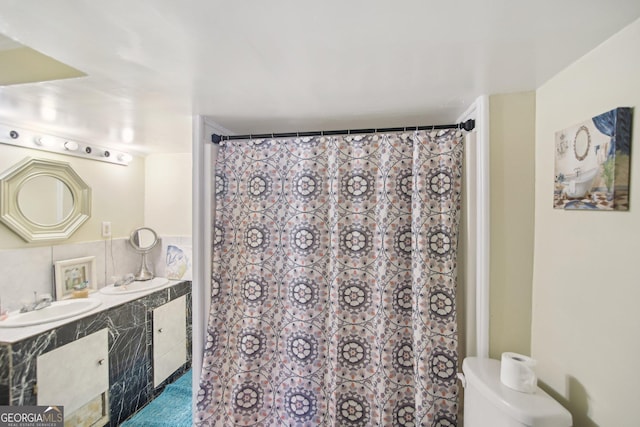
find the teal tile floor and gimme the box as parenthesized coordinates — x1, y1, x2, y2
(121, 370, 191, 427)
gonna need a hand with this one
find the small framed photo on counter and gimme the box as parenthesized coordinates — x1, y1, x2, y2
(53, 256, 97, 300)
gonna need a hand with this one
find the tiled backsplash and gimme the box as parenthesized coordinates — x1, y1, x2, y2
(0, 236, 191, 312)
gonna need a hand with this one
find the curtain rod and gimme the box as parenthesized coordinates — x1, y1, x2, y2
(211, 119, 475, 144)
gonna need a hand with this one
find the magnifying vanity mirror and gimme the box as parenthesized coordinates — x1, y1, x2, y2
(0, 157, 91, 242)
(129, 227, 159, 281)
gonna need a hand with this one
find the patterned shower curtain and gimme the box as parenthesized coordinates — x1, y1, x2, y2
(197, 129, 463, 426)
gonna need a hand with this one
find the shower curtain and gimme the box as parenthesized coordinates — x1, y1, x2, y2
(197, 129, 463, 426)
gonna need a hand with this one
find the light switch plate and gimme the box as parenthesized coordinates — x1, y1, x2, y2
(101, 221, 111, 237)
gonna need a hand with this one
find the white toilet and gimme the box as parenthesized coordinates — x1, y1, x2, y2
(461, 357, 572, 427)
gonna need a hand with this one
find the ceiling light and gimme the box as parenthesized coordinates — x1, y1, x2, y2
(117, 153, 132, 163)
(35, 136, 54, 147)
(0, 123, 131, 166)
(64, 141, 79, 151)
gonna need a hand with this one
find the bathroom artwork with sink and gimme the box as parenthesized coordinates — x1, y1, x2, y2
(554, 106, 632, 210)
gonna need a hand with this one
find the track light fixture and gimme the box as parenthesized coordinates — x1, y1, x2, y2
(0, 123, 132, 166)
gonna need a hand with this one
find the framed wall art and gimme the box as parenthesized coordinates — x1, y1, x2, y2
(53, 256, 97, 299)
(554, 107, 633, 210)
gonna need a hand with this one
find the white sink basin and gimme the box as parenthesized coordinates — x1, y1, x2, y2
(100, 277, 169, 295)
(0, 298, 102, 328)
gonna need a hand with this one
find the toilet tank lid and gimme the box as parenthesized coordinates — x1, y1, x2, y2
(462, 357, 572, 427)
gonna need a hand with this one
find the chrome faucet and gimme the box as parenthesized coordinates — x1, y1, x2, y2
(574, 167, 582, 177)
(20, 291, 53, 313)
(114, 273, 135, 287)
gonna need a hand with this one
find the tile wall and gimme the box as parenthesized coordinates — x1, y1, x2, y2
(0, 236, 192, 313)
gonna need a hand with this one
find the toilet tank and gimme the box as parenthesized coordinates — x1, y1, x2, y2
(461, 357, 572, 427)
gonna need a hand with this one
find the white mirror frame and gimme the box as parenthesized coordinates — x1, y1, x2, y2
(0, 157, 91, 242)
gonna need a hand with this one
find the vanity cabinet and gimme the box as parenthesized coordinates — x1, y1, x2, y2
(0, 280, 192, 427)
(153, 295, 187, 387)
(37, 328, 109, 426)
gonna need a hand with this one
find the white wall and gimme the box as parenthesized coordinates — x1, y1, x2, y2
(144, 153, 192, 236)
(489, 92, 536, 359)
(532, 17, 640, 427)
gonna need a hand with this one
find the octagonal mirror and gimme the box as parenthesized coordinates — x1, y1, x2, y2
(0, 157, 91, 242)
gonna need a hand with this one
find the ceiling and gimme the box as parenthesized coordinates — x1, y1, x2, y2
(0, 1, 639, 155)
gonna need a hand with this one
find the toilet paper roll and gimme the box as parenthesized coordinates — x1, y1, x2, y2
(500, 352, 537, 393)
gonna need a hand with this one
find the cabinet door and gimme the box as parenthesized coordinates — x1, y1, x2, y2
(153, 296, 186, 387)
(37, 328, 109, 417)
